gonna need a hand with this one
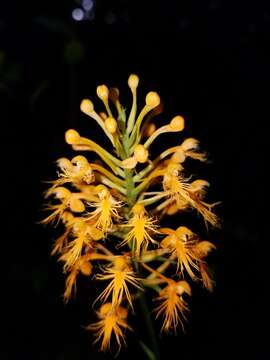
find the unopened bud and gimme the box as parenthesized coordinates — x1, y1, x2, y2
(65, 129, 80, 144)
(80, 99, 94, 114)
(145, 91, 160, 108)
(97, 84, 109, 100)
(128, 74, 139, 89)
(134, 144, 149, 163)
(169, 116, 185, 131)
(105, 117, 118, 134)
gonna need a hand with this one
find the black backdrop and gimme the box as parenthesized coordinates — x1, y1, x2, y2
(1, 1, 267, 359)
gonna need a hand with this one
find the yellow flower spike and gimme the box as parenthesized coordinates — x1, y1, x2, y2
(134, 144, 149, 163)
(43, 74, 219, 352)
(96, 256, 142, 310)
(120, 203, 159, 256)
(105, 116, 118, 134)
(87, 303, 131, 352)
(97, 84, 113, 117)
(127, 74, 139, 134)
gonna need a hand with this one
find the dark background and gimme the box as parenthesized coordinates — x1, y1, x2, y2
(1, 0, 267, 359)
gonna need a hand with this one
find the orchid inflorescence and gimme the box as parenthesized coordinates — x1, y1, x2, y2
(42, 74, 219, 353)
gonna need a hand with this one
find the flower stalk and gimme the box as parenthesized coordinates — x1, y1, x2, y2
(42, 74, 219, 356)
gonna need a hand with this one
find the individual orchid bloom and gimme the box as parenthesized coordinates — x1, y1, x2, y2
(193, 240, 216, 291)
(86, 185, 122, 235)
(96, 256, 142, 310)
(155, 279, 191, 333)
(162, 163, 219, 226)
(120, 203, 159, 257)
(63, 253, 93, 303)
(87, 303, 131, 352)
(42, 74, 219, 354)
(51, 155, 95, 189)
(160, 226, 201, 279)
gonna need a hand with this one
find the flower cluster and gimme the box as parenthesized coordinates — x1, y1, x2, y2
(42, 74, 218, 352)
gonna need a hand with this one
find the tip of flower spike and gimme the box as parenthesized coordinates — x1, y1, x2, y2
(105, 117, 118, 134)
(134, 144, 149, 163)
(145, 91, 160, 109)
(80, 99, 94, 114)
(97, 85, 109, 100)
(128, 74, 139, 90)
(65, 129, 80, 144)
(169, 116, 185, 131)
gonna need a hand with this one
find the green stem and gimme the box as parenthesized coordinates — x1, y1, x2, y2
(137, 280, 160, 359)
(121, 132, 160, 359)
